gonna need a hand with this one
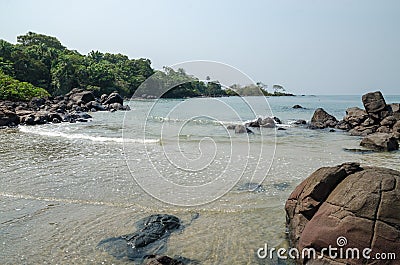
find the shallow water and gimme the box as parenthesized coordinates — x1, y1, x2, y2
(1, 95, 399, 264)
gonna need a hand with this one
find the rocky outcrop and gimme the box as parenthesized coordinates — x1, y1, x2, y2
(310, 108, 338, 129)
(0, 89, 130, 128)
(360, 133, 399, 151)
(286, 163, 400, 264)
(337, 92, 400, 138)
(331, 92, 400, 150)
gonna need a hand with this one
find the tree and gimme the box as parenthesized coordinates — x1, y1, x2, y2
(17, 32, 65, 50)
(273, 84, 285, 93)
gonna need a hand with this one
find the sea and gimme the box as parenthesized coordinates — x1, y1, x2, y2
(1, 95, 399, 264)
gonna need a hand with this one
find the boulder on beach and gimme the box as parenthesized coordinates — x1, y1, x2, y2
(103, 92, 124, 105)
(68, 88, 96, 104)
(310, 108, 338, 129)
(362, 91, 388, 120)
(360, 132, 399, 151)
(0, 107, 19, 127)
(285, 162, 400, 264)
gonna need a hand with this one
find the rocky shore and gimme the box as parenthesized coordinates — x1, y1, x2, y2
(0, 88, 130, 127)
(226, 91, 400, 151)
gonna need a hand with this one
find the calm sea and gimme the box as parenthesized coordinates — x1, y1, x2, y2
(1, 95, 399, 264)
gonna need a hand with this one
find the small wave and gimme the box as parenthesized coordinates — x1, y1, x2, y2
(149, 116, 239, 126)
(19, 126, 159, 144)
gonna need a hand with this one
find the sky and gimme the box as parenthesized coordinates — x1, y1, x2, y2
(1, 0, 399, 95)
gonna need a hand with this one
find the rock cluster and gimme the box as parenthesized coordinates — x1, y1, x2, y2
(0, 89, 130, 127)
(285, 162, 400, 264)
(310, 91, 400, 151)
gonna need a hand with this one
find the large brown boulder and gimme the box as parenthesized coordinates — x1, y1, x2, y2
(286, 163, 400, 264)
(362, 91, 387, 116)
(360, 132, 399, 151)
(310, 108, 338, 129)
(68, 89, 95, 104)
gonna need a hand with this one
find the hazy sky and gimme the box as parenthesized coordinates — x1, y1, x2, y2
(1, 0, 399, 95)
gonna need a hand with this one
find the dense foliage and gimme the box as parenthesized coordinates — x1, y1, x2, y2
(0, 32, 154, 97)
(226, 83, 293, 96)
(0, 32, 292, 100)
(0, 71, 50, 101)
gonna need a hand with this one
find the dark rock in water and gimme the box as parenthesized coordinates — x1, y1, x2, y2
(234, 124, 247, 133)
(226, 124, 236, 130)
(273, 116, 282, 124)
(360, 132, 399, 151)
(98, 214, 183, 262)
(71, 112, 92, 120)
(362, 91, 387, 119)
(247, 118, 261, 127)
(292, 104, 303, 109)
(343, 148, 375, 154)
(277, 127, 286, 131)
(329, 129, 335, 132)
(310, 108, 338, 129)
(260, 117, 275, 128)
(104, 92, 124, 105)
(285, 163, 400, 264)
(107, 102, 123, 111)
(145, 255, 183, 265)
(293, 119, 307, 125)
(86, 101, 106, 111)
(246, 127, 254, 134)
(237, 182, 265, 192)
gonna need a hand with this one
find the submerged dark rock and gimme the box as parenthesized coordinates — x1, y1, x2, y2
(237, 182, 265, 192)
(292, 104, 304, 109)
(98, 214, 198, 263)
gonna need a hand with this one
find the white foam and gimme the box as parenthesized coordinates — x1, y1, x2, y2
(19, 126, 159, 144)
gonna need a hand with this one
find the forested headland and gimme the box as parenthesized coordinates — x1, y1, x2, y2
(0, 32, 292, 101)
